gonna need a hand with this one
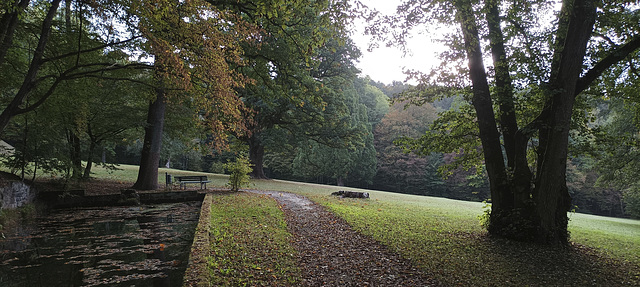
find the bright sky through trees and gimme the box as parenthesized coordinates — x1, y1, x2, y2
(350, 0, 445, 84)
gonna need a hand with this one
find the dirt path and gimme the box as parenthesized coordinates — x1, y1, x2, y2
(250, 190, 439, 286)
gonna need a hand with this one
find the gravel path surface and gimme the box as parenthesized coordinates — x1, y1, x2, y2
(250, 190, 439, 286)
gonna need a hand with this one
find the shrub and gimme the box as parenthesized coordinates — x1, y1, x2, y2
(209, 161, 226, 174)
(223, 155, 253, 192)
(478, 201, 491, 229)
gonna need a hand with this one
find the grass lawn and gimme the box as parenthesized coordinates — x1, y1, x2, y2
(30, 165, 640, 285)
(250, 179, 640, 285)
(206, 192, 300, 286)
(86, 164, 231, 187)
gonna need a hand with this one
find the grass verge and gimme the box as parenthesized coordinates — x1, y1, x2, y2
(183, 194, 214, 287)
(206, 192, 300, 286)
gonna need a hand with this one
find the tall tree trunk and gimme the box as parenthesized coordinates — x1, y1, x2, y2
(531, 0, 596, 243)
(455, 0, 597, 243)
(0, 0, 30, 66)
(454, 0, 512, 222)
(132, 88, 166, 190)
(69, 131, 82, 179)
(485, 0, 517, 168)
(83, 140, 97, 179)
(482, 0, 537, 239)
(248, 134, 268, 179)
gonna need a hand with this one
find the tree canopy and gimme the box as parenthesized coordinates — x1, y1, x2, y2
(375, 0, 640, 243)
(2, 0, 639, 234)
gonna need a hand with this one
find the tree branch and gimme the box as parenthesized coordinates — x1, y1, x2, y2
(0, 0, 62, 135)
(576, 35, 640, 95)
(41, 36, 143, 64)
(16, 62, 153, 115)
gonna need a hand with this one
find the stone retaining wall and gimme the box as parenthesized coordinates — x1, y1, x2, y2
(183, 193, 213, 287)
(0, 181, 36, 211)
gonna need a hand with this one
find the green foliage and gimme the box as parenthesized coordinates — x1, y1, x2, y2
(354, 78, 389, 128)
(624, 188, 640, 219)
(286, 78, 378, 186)
(373, 97, 445, 195)
(478, 201, 491, 229)
(209, 161, 226, 174)
(0, 2, 149, 180)
(396, 97, 483, 176)
(224, 155, 253, 192)
(593, 100, 640, 218)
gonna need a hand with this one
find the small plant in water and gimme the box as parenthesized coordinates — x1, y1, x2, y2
(224, 155, 253, 192)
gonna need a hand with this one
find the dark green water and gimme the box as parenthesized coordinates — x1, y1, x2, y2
(0, 201, 201, 287)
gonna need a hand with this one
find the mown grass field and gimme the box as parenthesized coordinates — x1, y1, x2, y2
(251, 178, 640, 285)
(27, 164, 640, 285)
(206, 192, 300, 286)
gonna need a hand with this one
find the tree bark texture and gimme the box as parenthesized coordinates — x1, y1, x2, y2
(455, 0, 512, 224)
(83, 141, 97, 179)
(132, 89, 166, 190)
(455, 0, 599, 243)
(69, 131, 82, 179)
(248, 134, 268, 179)
(532, 0, 597, 243)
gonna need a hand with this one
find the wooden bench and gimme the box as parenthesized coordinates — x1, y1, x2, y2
(174, 175, 211, 190)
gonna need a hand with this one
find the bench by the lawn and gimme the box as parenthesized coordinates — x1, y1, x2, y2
(173, 175, 211, 190)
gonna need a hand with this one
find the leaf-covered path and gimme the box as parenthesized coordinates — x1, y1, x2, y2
(250, 190, 439, 286)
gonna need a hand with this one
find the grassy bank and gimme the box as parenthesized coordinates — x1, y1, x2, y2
(206, 192, 300, 286)
(67, 166, 640, 285)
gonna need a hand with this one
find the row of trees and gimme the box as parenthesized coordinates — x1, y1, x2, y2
(0, 0, 362, 189)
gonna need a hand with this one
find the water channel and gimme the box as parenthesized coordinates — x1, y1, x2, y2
(0, 201, 201, 286)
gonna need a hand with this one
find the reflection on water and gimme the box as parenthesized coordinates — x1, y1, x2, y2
(0, 201, 201, 286)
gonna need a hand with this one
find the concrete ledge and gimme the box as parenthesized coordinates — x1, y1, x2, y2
(183, 193, 213, 287)
(41, 190, 205, 209)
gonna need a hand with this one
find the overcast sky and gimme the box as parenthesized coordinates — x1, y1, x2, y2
(349, 1, 446, 85)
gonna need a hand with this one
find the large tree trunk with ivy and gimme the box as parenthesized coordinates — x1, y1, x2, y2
(456, 0, 598, 243)
(248, 134, 268, 179)
(132, 88, 166, 190)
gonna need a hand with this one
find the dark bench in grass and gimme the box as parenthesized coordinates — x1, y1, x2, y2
(174, 175, 211, 190)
